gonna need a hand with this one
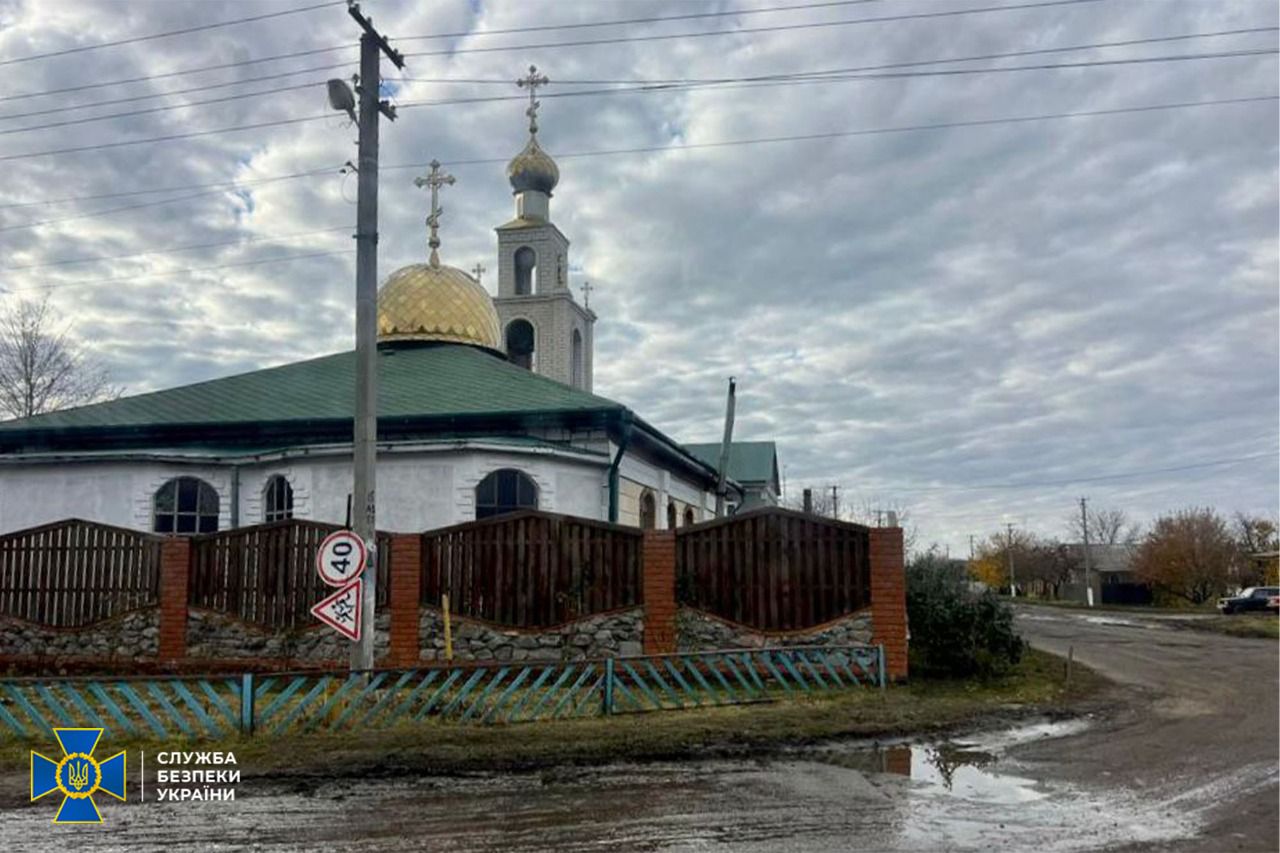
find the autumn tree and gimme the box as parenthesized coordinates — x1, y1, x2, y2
(1234, 513, 1280, 586)
(1066, 506, 1140, 545)
(1133, 508, 1241, 605)
(968, 529, 1038, 592)
(0, 297, 119, 420)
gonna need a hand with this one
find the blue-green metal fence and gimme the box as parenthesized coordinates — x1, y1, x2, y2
(0, 645, 883, 741)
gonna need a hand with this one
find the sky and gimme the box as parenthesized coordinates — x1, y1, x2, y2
(0, 0, 1276, 554)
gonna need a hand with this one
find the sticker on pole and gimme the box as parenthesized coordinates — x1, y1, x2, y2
(316, 529, 367, 587)
(310, 579, 362, 641)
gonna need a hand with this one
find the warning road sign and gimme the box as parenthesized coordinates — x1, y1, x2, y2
(316, 530, 367, 587)
(310, 579, 362, 641)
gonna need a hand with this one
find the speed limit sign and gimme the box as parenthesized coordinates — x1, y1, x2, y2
(316, 530, 368, 587)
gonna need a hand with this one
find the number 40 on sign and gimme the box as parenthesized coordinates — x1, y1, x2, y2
(311, 530, 368, 641)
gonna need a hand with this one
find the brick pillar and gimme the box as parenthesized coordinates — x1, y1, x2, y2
(869, 527, 908, 681)
(158, 537, 191, 661)
(642, 530, 677, 654)
(387, 534, 422, 668)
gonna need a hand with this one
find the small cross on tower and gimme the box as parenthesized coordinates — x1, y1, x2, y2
(471, 262, 486, 284)
(580, 280, 594, 310)
(517, 65, 550, 136)
(413, 159, 455, 266)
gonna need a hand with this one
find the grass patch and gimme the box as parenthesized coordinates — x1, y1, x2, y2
(1013, 597, 1214, 615)
(0, 649, 1106, 778)
(1168, 614, 1279, 640)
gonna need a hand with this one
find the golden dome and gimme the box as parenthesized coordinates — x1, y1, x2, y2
(377, 262, 502, 351)
(507, 136, 560, 195)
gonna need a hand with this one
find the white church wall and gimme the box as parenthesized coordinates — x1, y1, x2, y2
(0, 461, 234, 535)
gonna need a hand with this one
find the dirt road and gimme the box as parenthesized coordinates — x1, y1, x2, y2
(1, 608, 1274, 851)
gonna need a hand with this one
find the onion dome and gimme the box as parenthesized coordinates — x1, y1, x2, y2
(377, 262, 501, 351)
(507, 135, 560, 196)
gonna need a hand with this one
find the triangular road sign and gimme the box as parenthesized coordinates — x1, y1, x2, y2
(310, 579, 362, 641)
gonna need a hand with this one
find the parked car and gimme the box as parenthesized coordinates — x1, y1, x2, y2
(1216, 586, 1280, 615)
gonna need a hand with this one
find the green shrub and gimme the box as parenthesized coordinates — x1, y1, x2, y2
(906, 553, 1024, 679)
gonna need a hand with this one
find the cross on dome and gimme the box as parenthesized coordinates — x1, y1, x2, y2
(472, 262, 486, 284)
(413, 159, 456, 267)
(517, 65, 550, 136)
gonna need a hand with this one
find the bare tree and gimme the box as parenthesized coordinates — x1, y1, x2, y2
(0, 297, 120, 420)
(1066, 506, 1140, 546)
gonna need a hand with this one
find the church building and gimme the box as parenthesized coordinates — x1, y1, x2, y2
(0, 69, 779, 537)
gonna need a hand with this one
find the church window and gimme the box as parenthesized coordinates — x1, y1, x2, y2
(571, 329, 584, 388)
(666, 501, 677, 530)
(475, 468, 539, 519)
(154, 477, 219, 534)
(514, 246, 536, 295)
(639, 490, 656, 530)
(684, 507, 696, 527)
(263, 475, 294, 522)
(506, 320, 535, 370)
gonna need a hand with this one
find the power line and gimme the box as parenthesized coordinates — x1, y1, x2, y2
(883, 451, 1280, 493)
(1, 94, 1273, 226)
(0, 1, 345, 67)
(4, 0, 1101, 105)
(8, 48, 1274, 139)
(10, 24, 1271, 124)
(3, 226, 351, 271)
(401, 0, 1108, 61)
(3, 250, 355, 295)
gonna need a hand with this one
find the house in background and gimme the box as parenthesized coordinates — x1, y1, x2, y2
(1066, 543, 1151, 605)
(682, 441, 781, 512)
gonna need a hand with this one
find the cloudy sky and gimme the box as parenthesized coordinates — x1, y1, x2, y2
(0, 0, 1275, 552)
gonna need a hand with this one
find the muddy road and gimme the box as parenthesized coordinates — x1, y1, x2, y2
(1, 607, 1274, 851)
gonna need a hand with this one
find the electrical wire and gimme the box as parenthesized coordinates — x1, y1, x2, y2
(0, 1, 346, 67)
(3, 0, 1101, 105)
(6, 48, 1274, 139)
(4, 226, 351, 271)
(3, 250, 356, 295)
(0, 94, 1272, 229)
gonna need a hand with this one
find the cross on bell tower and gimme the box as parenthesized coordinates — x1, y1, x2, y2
(494, 65, 594, 392)
(471, 262, 486, 284)
(517, 65, 550, 136)
(413, 159, 455, 267)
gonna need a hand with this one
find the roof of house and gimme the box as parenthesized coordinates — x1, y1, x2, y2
(0, 343, 620, 433)
(682, 441, 779, 487)
(1066, 543, 1137, 574)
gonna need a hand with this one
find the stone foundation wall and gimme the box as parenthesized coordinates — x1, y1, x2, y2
(0, 609, 159, 660)
(418, 607, 644, 662)
(676, 606, 874, 652)
(186, 609, 391, 665)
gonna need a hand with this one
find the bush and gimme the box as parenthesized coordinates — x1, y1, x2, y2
(906, 553, 1024, 679)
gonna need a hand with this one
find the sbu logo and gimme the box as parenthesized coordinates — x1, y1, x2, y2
(31, 728, 126, 824)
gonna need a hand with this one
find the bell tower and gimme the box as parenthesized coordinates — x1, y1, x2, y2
(492, 66, 595, 391)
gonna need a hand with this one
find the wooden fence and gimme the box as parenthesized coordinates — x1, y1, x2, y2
(420, 510, 643, 627)
(0, 519, 161, 627)
(189, 521, 392, 630)
(676, 508, 871, 631)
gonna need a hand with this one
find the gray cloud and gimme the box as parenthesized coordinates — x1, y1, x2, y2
(0, 0, 1275, 551)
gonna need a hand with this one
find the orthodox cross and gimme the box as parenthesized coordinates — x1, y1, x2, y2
(413, 159, 455, 266)
(471, 262, 486, 284)
(580, 280, 593, 310)
(517, 65, 550, 135)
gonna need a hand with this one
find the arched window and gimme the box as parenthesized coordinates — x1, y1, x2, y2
(475, 468, 538, 519)
(684, 507, 696, 527)
(666, 501, 677, 531)
(514, 246, 536, 295)
(571, 328, 584, 388)
(263, 475, 294, 522)
(639, 490, 657, 530)
(506, 319, 535, 370)
(154, 476, 219, 534)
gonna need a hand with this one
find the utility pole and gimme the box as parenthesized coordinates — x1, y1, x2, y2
(969, 534, 975, 561)
(713, 377, 736, 517)
(1006, 522, 1016, 598)
(830, 485, 839, 521)
(1080, 496, 1094, 607)
(345, 1, 403, 673)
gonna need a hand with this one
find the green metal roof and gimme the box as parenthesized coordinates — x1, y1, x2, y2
(682, 441, 779, 486)
(0, 343, 622, 433)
